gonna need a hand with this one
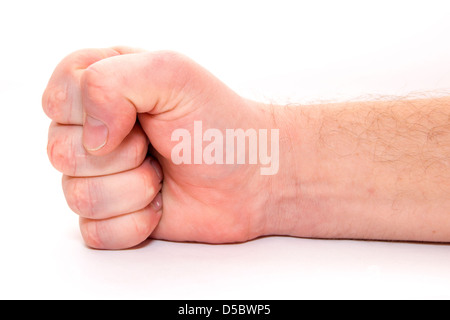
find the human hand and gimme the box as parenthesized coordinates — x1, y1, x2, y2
(43, 47, 279, 249)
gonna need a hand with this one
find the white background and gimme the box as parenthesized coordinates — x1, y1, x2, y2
(1, 0, 450, 299)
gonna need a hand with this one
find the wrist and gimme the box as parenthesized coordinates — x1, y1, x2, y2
(244, 100, 334, 240)
(259, 102, 327, 238)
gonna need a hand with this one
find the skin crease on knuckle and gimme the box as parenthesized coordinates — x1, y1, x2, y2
(80, 218, 103, 249)
(42, 70, 83, 125)
(48, 128, 77, 176)
(128, 127, 149, 170)
(48, 123, 149, 178)
(81, 66, 112, 107)
(62, 157, 160, 220)
(42, 83, 67, 122)
(130, 209, 154, 243)
(141, 163, 156, 206)
(79, 207, 157, 249)
(63, 176, 96, 219)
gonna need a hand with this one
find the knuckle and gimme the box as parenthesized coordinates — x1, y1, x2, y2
(131, 211, 153, 241)
(153, 51, 192, 74)
(141, 164, 157, 201)
(65, 178, 96, 218)
(150, 51, 194, 82)
(80, 220, 103, 249)
(42, 85, 68, 121)
(81, 66, 112, 105)
(130, 136, 148, 168)
(142, 173, 156, 202)
(151, 50, 186, 67)
(47, 133, 77, 176)
(147, 51, 196, 111)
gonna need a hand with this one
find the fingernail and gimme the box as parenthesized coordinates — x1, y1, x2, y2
(151, 192, 163, 211)
(150, 158, 163, 181)
(83, 115, 108, 151)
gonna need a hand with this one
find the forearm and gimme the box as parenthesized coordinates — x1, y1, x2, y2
(268, 96, 450, 242)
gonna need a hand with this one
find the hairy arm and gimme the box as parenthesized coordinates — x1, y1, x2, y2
(267, 96, 450, 242)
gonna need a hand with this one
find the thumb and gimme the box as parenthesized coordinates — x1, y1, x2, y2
(81, 50, 207, 155)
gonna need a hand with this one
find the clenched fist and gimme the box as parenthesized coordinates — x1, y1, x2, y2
(42, 47, 282, 249)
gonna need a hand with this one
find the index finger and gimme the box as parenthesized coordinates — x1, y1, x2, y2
(42, 47, 143, 125)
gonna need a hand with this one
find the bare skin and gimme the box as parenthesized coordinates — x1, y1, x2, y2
(43, 47, 450, 249)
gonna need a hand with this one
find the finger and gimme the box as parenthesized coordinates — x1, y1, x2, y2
(42, 48, 123, 124)
(110, 45, 146, 54)
(79, 198, 162, 250)
(62, 157, 163, 220)
(47, 121, 149, 177)
(80, 50, 215, 155)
